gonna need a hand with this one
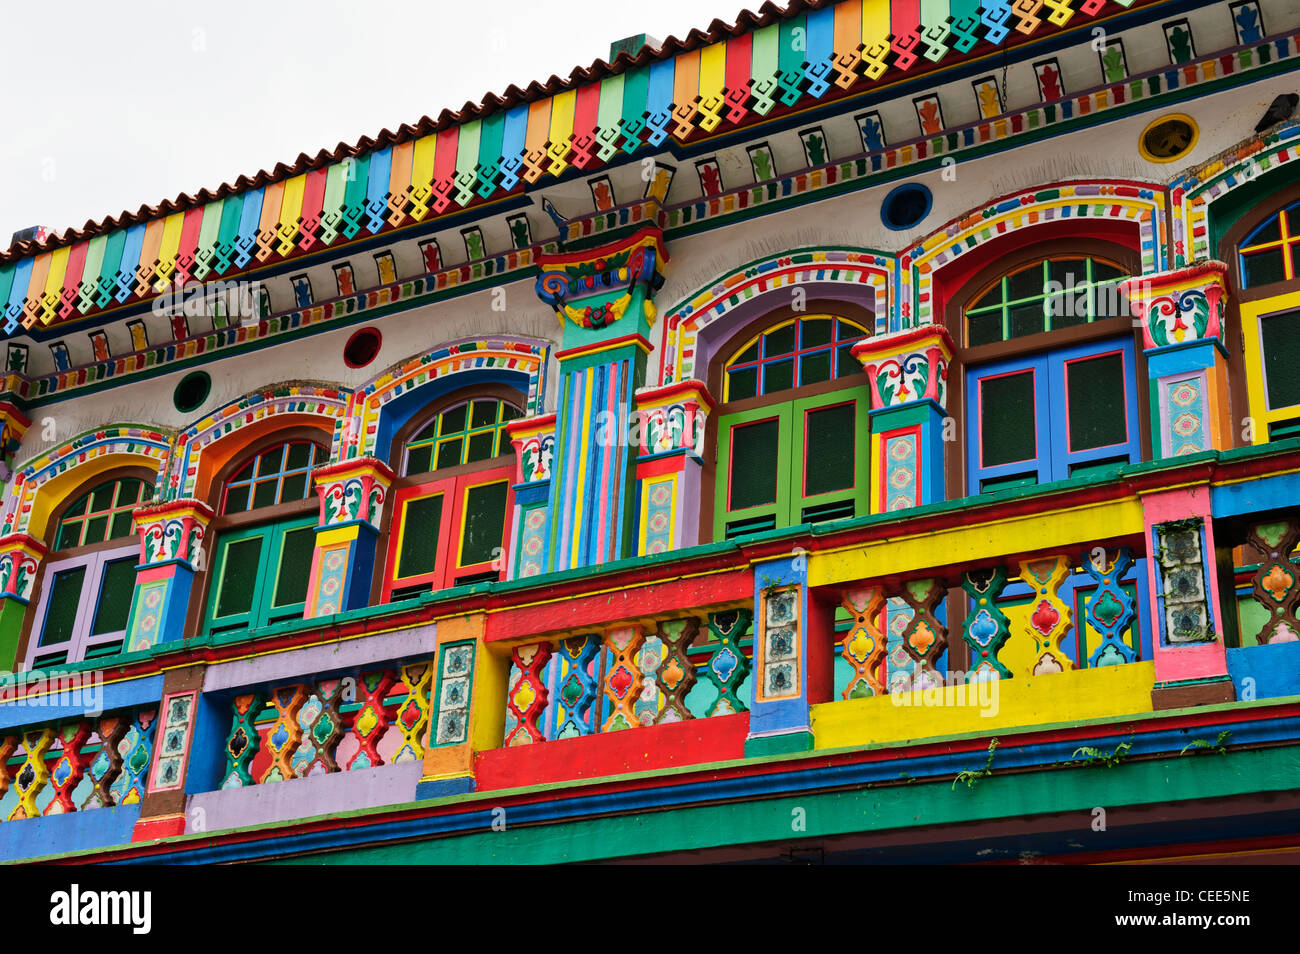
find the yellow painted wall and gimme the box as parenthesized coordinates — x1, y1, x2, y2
(810, 662, 1155, 750)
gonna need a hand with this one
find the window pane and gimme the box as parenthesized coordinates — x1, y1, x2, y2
(1243, 248, 1286, 288)
(91, 558, 137, 636)
(232, 459, 256, 483)
(64, 496, 88, 519)
(804, 403, 856, 496)
(763, 324, 796, 358)
(39, 567, 86, 646)
(406, 446, 432, 476)
(110, 510, 135, 541)
(1262, 310, 1300, 410)
(470, 400, 497, 429)
(90, 483, 114, 511)
(83, 515, 109, 545)
(733, 339, 759, 364)
(1047, 293, 1087, 330)
(256, 447, 283, 477)
(1006, 265, 1043, 302)
(440, 404, 467, 434)
(1067, 353, 1127, 451)
(285, 442, 311, 469)
(836, 346, 860, 378)
(981, 372, 1037, 467)
(224, 485, 250, 514)
(1247, 216, 1282, 246)
(436, 440, 463, 470)
(252, 479, 278, 510)
(1093, 261, 1126, 282)
(727, 367, 758, 402)
(971, 284, 1003, 311)
(215, 537, 263, 618)
(835, 320, 869, 344)
(763, 359, 794, 395)
(967, 310, 1003, 347)
(729, 419, 780, 511)
(398, 495, 443, 578)
(460, 482, 508, 567)
(271, 527, 315, 609)
(801, 318, 833, 348)
(800, 351, 831, 387)
(466, 431, 496, 463)
(1008, 300, 1046, 339)
(1048, 259, 1087, 290)
(411, 418, 439, 443)
(55, 522, 82, 550)
(280, 472, 307, 502)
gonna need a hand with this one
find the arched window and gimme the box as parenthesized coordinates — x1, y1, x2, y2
(958, 253, 1141, 494)
(1231, 198, 1300, 441)
(1238, 200, 1300, 290)
(27, 475, 153, 668)
(711, 313, 871, 540)
(203, 439, 326, 635)
(382, 391, 522, 601)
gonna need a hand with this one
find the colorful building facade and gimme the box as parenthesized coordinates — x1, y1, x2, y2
(1, 0, 1299, 863)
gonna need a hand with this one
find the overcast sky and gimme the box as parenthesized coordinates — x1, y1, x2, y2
(0, 0, 729, 243)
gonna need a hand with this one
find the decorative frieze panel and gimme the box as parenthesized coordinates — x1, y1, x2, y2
(1119, 261, 1228, 351)
(757, 586, 801, 702)
(1154, 519, 1214, 644)
(433, 643, 475, 747)
(313, 457, 393, 527)
(852, 326, 955, 411)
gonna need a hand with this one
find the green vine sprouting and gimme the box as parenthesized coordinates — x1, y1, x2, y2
(952, 738, 1000, 790)
(1072, 739, 1133, 768)
(1180, 730, 1232, 756)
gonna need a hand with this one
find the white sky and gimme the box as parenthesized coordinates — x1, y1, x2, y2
(0, 0, 734, 243)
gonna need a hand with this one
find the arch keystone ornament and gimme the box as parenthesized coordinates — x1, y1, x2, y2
(1119, 261, 1231, 458)
(852, 325, 954, 512)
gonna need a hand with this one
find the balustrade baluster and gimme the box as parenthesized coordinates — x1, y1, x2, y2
(899, 578, 947, 688)
(9, 727, 55, 819)
(654, 618, 699, 722)
(82, 716, 128, 810)
(1245, 519, 1300, 644)
(505, 643, 553, 744)
(392, 662, 435, 762)
(262, 684, 308, 783)
(222, 692, 266, 788)
(1082, 548, 1138, 666)
(700, 609, 751, 715)
(45, 721, 92, 815)
(118, 710, 156, 804)
(601, 628, 643, 732)
(0, 735, 17, 800)
(1018, 556, 1074, 674)
(347, 669, 397, 769)
(962, 569, 1013, 680)
(293, 679, 345, 776)
(552, 636, 601, 738)
(841, 588, 887, 698)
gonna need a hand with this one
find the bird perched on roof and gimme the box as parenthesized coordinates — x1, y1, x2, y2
(1255, 93, 1299, 133)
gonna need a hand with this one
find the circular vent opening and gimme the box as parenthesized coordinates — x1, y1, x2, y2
(344, 327, 382, 369)
(881, 183, 933, 231)
(1140, 114, 1198, 162)
(173, 371, 211, 413)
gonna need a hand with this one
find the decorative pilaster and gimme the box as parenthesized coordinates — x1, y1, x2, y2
(0, 402, 31, 483)
(633, 380, 713, 555)
(852, 326, 954, 511)
(505, 414, 556, 580)
(1139, 483, 1234, 708)
(0, 533, 45, 669)
(418, 615, 509, 798)
(746, 555, 833, 756)
(132, 665, 202, 841)
(306, 457, 393, 617)
(534, 227, 668, 571)
(126, 500, 212, 653)
(1120, 262, 1232, 457)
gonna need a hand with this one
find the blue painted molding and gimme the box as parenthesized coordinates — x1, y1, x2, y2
(0, 673, 163, 731)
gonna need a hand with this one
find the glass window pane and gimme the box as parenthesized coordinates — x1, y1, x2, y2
(980, 372, 1038, 467)
(967, 310, 1004, 346)
(804, 403, 856, 496)
(83, 516, 109, 545)
(800, 351, 831, 387)
(64, 496, 88, 519)
(727, 367, 759, 402)
(280, 472, 307, 503)
(763, 324, 796, 358)
(285, 443, 311, 470)
(232, 459, 255, 483)
(1092, 261, 1126, 282)
(215, 537, 263, 618)
(1243, 248, 1287, 288)
(398, 495, 443, 578)
(1047, 293, 1087, 330)
(40, 567, 87, 646)
(256, 447, 282, 477)
(224, 485, 250, 514)
(412, 418, 439, 443)
(470, 400, 497, 429)
(1261, 310, 1300, 410)
(252, 479, 278, 510)
(1006, 264, 1043, 302)
(466, 432, 496, 463)
(90, 483, 114, 512)
(436, 440, 463, 470)
(110, 511, 134, 541)
(271, 527, 315, 609)
(1067, 353, 1127, 451)
(733, 339, 760, 364)
(800, 318, 833, 348)
(1008, 300, 1046, 339)
(836, 346, 860, 379)
(406, 446, 432, 476)
(1049, 259, 1087, 290)
(502, 404, 522, 423)
(91, 558, 137, 636)
(835, 320, 869, 344)
(1247, 215, 1282, 246)
(729, 418, 780, 511)
(56, 521, 83, 550)
(971, 284, 1003, 311)
(763, 359, 794, 395)
(440, 404, 467, 435)
(460, 482, 508, 567)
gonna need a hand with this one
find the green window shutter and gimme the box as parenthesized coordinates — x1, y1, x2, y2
(803, 402, 856, 496)
(212, 535, 264, 622)
(792, 390, 869, 526)
(459, 481, 508, 569)
(397, 493, 444, 579)
(980, 372, 1038, 467)
(1261, 310, 1300, 411)
(715, 406, 791, 541)
(1066, 352, 1127, 451)
(39, 566, 87, 647)
(91, 557, 138, 635)
(269, 523, 317, 613)
(729, 418, 781, 510)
